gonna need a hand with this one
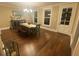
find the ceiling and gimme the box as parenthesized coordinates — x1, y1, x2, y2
(0, 2, 64, 8)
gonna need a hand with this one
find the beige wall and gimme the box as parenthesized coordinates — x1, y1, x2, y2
(51, 5, 59, 30)
(0, 6, 18, 28)
(0, 5, 31, 28)
(38, 8, 43, 24)
(0, 6, 11, 28)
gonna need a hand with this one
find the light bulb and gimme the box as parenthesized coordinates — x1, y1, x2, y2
(30, 9, 33, 12)
(24, 9, 29, 12)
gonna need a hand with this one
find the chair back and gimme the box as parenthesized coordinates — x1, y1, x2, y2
(35, 24, 40, 36)
(2, 40, 20, 56)
(10, 20, 26, 30)
(36, 24, 40, 31)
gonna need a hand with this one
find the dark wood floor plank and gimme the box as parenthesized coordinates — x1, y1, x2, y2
(1, 29, 71, 56)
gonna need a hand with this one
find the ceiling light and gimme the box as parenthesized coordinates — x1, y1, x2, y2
(24, 9, 29, 12)
(30, 9, 33, 12)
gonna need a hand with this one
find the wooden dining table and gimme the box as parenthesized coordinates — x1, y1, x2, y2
(18, 23, 37, 34)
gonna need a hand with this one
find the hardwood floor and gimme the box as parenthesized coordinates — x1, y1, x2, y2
(1, 29, 71, 56)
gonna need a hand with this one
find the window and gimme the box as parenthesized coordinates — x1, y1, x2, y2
(44, 9, 51, 25)
(34, 11, 38, 23)
(60, 8, 72, 25)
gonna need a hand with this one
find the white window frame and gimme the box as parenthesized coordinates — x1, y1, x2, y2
(60, 8, 72, 25)
(43, 8, 52, 27)
(33, 10, 38, 24)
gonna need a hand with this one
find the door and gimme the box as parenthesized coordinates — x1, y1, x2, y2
(57, 3, 77, 35)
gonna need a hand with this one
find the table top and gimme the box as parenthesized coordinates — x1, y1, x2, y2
(20, 23, 36, 28)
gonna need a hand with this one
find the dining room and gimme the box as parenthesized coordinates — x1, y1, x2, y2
(0, 2, 79, 56)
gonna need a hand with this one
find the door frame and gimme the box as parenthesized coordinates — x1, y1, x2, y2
(57, 3, 78, 35)
(43, 8, 52, 27)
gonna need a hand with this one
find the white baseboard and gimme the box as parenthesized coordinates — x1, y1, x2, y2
(0, 27, 10, 31)
(40, 26, 57, 32)
(0, 27, 10, 35)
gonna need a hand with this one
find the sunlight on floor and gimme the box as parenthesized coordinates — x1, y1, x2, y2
(0, 30, 6, 56)
(25, 43, 36, 55)
(20, 43, 36, 56)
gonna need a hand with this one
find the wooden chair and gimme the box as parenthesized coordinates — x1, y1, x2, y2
(2, 40, 20, 56)
(36, 24, 40, 35)
(10, 20, 26, 30)
(31, 24, 40, 35)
